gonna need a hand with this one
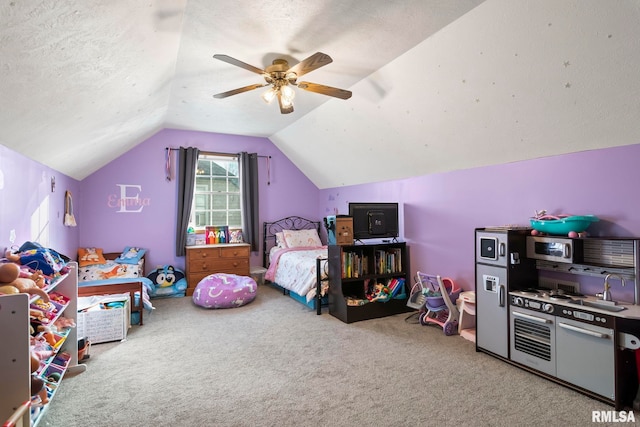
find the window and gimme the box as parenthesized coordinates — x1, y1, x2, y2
(189, 154, 242, 229)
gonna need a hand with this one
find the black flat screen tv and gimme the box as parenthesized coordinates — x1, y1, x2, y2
(348, 202, 399, 240)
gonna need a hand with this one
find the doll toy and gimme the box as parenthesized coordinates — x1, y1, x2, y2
(0, 262, 49, 302)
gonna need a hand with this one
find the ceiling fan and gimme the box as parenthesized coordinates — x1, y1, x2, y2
(212, 52, 352, 114)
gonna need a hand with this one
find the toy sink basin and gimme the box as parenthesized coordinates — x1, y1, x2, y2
(530, 215, 599, 235)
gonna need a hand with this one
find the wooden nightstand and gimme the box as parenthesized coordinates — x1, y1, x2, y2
(185, 243, 250, 296)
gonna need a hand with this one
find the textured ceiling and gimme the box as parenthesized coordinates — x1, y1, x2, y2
(1, 1, 639, 189)
(0, 0, 484, 181)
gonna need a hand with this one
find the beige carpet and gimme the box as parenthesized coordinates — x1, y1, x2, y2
(42, 285, 621, 427)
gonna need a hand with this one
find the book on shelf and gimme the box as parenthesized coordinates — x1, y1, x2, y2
(342, 251, 368, 278)
(374, 248, 403, 274)
(387, 277, 406, 297)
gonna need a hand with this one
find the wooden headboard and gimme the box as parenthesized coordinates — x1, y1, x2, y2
(103, 252, 123, 261)
(262, 216, 322, 268)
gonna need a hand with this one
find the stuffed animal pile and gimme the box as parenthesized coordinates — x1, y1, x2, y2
(0, 242, 70, 300)
(0, 242, 75, 408)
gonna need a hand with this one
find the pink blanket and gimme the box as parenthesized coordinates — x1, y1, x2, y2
(265, 246, 328, 301)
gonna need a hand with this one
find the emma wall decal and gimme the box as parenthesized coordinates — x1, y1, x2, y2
(108, 184, 151, 213)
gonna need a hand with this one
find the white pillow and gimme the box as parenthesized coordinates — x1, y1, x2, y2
(275, 232, 288, 248)
(282, 229, 322, 248)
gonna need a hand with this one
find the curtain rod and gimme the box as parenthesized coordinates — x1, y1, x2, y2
(165, 147, 270, 159)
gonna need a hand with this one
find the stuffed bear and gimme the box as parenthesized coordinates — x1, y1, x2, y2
(0, 262, 49, 302)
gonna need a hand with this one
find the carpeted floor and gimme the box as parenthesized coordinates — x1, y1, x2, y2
(42, 284, 625, 427)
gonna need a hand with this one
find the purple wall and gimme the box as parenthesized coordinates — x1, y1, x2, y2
(319, 143, 640, 303)
(0, 144, 80, 259)
(3, 132, 639, 304)
(78, 129, 320, 273)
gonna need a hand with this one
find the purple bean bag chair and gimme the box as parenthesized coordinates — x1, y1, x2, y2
(192, 273, 257, 309)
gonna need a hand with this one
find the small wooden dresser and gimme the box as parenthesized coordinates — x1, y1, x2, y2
(185, 243, 251, 296)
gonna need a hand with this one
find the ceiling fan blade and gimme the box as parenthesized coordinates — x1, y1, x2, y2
(287, 52, 333, 78)
(213, 83, 267, 99)
(213, 54, 266, 75)
(297, 82, 352, 100)
(277, 93, 294, 114)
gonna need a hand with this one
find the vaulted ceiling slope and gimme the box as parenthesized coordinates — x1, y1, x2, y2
(1, 1, 639, 189)
(0, 0, 484, 181)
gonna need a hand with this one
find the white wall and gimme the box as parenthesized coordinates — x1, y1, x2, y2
(273, 0, 640, 189)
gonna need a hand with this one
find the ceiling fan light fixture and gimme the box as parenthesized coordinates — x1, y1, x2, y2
(285, 72, 297, 82)
(280, 84, 295, 102)
(278, 91, 294, 113)
(261, 87, 278, 104)
(280, 96, 293, 109)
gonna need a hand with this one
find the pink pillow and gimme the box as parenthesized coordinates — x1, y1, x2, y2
(282, 229, 322, 248)
(275, 232, 288, 248)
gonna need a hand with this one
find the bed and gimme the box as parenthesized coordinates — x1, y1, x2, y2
(76, 247, 154, 326)
(263, 216, 329, 314)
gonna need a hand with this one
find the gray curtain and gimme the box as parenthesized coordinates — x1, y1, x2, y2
(175, 147, 199, 256)
(240, 152, 259, 252)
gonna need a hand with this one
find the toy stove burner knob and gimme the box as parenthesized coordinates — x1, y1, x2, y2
(543, 303, 554, 314)
(512, 296, 524, 307)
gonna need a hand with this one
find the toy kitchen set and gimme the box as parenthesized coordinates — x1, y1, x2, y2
(475, 214, 640, 411)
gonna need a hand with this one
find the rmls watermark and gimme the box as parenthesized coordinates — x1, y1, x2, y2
(592, 410, 636, 423)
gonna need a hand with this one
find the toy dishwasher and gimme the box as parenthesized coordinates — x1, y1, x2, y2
(416, 272, 461, 335)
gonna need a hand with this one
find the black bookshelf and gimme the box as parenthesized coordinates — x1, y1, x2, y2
(328, 241, 411, 323)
